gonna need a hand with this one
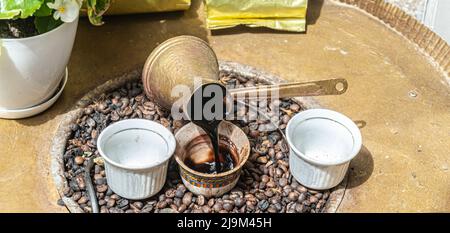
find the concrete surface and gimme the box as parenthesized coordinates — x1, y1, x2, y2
(0, 0, 449, 212)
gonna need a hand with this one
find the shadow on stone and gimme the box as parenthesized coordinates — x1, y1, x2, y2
(307, 0, 324, 26)
(347, 145, 374, 189)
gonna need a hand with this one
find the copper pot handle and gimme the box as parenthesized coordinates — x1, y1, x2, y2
(228, 78, 348, 99)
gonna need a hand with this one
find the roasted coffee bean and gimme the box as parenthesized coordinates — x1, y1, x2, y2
(202, 205, 212, 213)
(286, 203, 296, 213)
(156, 201, 168, 209)
(165, 189, 176, 198)
(77, 196, 88, 205)
(175, 185, 186, 196)
(86, 118, 96, 127)
(315, 193, 323, 199)
(323, 192, 330, 200)
(268, 148, 275, 157)
(100, 206, 109, 213)
(165, 198, 174, 206)
(98, 199, 106, 206)
(191, 208, 203, 213)
(196, 195, 205, 206)
(178, 204, 187, 213)
(309, 196, 319, 204)
(288, 192, 299, 202)
(264, 190, 274, 198)
(93, 173, 103, 180)
(256, 156, 268, 164)
(298, 193, 306, 202)
(260, 174, 270, 183)
(290, 104, 300, 112)
(223, 202, 234, 211)
(266, 180, 276, 188)
(267, 205, 277, 213)
(212, 203, 222, 213)
(275, 168, 283, 177)
(182, 192, 193, 206)
(109, 207, 124, 213)
(94, 165, 102, 175)
(208, 198, 215, 207)
(295, 203, 305, 213)
(74, 156, 84, 165)
(175, 189, 184, 199)
(63, 186, 72, 197)
(158, 194, 166, 202)
(309, 190, 319, 195)
(281, 115, 291, 124)
(96, 184, 108, 193)
(72, 192, 81, 201)
(255, 192, 266, 200)
(117, 199, 129, 209)
(279, 177, 288, 187)
(107, 199, 116, 208)
(76, 176, 86, 190)
(257, 200, 269, 211)
(275, 152, 285, 160)
(234, 197, 245, 208)
(297, 186, 308, 193)
(95, 178, 106, 185)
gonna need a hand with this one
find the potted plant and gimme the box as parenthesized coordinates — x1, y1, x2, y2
(0, 0, 110, 119)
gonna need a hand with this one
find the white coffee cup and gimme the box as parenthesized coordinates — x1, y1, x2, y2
(286, 109, 362, 190)
(97, 119, 176, 200)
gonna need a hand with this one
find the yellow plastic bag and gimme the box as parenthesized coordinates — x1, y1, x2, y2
(106, 0, 191, 15)
(205, 0, 308, 32)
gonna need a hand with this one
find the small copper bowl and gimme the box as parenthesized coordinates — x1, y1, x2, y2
(174, 121, 250, 197)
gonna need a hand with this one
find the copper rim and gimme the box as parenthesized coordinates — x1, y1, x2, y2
(173, 121, 251, 179)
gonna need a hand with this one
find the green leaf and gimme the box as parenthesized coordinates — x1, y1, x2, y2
(0, 10, 20, 19)
(0, 0, 44, 19)
(34, 15, 63, 34)
(34, 0, 52, 17)
(86, 0, 111, 26)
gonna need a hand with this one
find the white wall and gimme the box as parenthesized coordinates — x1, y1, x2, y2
(423, 0, 450, 43)
(386, 0, 450, 43)
(385, 0, 427, 20)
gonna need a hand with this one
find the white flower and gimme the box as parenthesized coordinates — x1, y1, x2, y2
(47, 0, 81, 23)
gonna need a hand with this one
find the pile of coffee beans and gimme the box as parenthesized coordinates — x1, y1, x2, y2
(61, 72, 331, 213)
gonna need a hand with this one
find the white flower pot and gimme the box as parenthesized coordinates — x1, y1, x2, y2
(0, 17, 78, 110)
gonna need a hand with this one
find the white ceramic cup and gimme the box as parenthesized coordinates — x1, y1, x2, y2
(286, 109, 362, 190)
(97, 119, 176, 200)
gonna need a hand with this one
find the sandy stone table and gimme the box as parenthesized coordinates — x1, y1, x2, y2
(0, 0, 448, 212)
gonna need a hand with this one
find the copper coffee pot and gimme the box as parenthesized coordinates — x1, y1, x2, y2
(142, 35, 348, 111)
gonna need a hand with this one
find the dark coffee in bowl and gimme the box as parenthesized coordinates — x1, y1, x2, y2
(183, 135, 238, 174)
(186, 83, 230, 173)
